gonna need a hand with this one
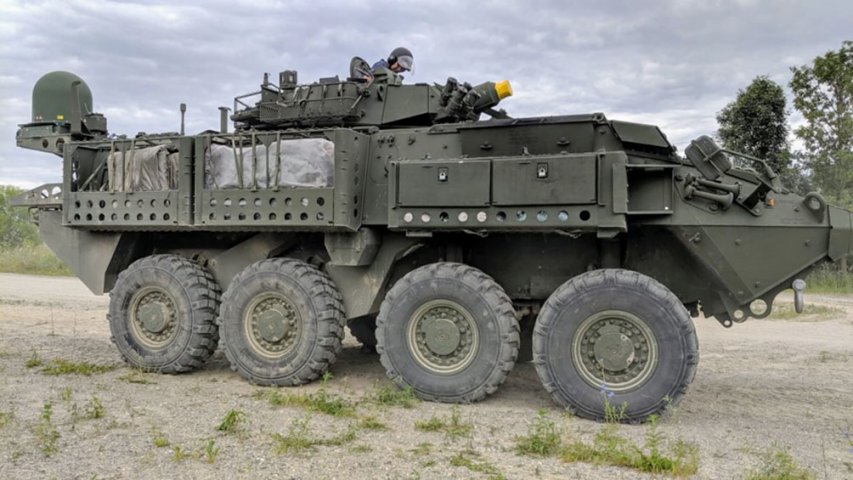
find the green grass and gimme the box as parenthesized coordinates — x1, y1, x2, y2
(152, 436, 170, 448)
(414, 406, 473, 440)
(350, 444, 373, 453)
(0, 243, 72, 276)
(410, 442, 433, 456)
(257, 388, 356, 417)
(373, 383, 420, 408)
(357, 415, 387, 431)
(216, 409, 246, 433)
(83, 396, 105, 420)
(202, 439, 219, 464)
(118, 369, 157, 384)
(514, 410, 562, 456)
(59, 387, 74, 402)
(171, 445, 188, 462)
(561, 417, 699, 477)
(34, 402, 60, 456)
(744, 448, 815, 480)
(270, 416, 358, 454)
(414, 416, 444, 432)
(39, 359, 117, 376)
(449, 449, 506, 479)
(769, 303, 844, 320)
(806, 266, 853, 294)
(0, 410, 12, 429)
(25, 351, 43, 368)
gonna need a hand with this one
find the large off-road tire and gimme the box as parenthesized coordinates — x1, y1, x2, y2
(108, 255, 220, 373)
(218, 258, 345, 386)
(376, 262, 519, 403)
(533, 269, 699, 422)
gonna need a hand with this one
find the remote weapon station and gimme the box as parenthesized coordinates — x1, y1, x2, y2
(13, 61, 852, 421)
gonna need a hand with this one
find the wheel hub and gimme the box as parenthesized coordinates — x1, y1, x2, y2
(407, 300, 478, 374)
(138, 302, 169, 333)
(572, 310, 658, 392)
(423, 318, 462, 355)
(257, 306, 289, 343)
(245, 293, 300, 357)
(129, 287, 178, 348)
(593, 327, 635, 371)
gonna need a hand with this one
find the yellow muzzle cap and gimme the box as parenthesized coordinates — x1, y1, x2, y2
(495, 80, 513, 99)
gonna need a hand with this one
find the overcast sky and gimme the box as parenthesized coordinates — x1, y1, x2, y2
(0, 0, 850, 188)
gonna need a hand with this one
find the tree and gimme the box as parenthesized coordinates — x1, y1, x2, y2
(790, 41, 853, 208)
(0, 185, 39, 248)
(716, 76, 790, 175)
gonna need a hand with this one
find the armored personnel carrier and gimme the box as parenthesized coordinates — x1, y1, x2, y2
(13, 65, 852, 422)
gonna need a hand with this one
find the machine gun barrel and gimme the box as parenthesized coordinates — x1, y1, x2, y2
(470, 80, 513, 112)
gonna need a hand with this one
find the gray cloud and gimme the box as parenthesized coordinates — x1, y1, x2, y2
(1, 0, 850, 187)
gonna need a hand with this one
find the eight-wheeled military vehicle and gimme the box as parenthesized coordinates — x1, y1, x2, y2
(13, 64, 852, 422)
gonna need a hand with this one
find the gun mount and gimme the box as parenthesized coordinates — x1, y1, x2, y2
(230, 67, 512, 130)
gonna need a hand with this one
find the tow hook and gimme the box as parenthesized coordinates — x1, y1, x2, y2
(792, 279, 807, 313)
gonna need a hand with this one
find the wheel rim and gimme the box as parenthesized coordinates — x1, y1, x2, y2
(243, 292, 301, 359)
(571, 310, 659, 392)
(129, 286, 179, 349)
(407, 299, 479, 375)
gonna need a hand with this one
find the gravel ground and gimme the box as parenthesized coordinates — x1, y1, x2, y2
(0, 272, 851, 479)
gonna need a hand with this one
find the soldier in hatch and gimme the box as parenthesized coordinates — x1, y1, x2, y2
(372, 47, 414, 75)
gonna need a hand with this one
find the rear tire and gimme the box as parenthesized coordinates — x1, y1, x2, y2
(533, 269, 698, 422)
(219, 258, 345, 386)
(108, 255, 220, 373)
(376, 262, 519, 403)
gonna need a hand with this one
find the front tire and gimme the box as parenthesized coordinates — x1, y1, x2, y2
(108, 255, 220, 373)
(533, 269, 698, 422)
(218, 258, 345, 386)
(376, 262, 519, 403)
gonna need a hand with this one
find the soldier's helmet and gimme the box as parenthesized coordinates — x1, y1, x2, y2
(388, 47, 414, 72)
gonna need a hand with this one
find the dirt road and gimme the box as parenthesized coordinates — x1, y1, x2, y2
(0, 273, 851, 479)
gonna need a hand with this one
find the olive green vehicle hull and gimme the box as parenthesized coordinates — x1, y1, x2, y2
(13, 70, 853, 421)
(20, 115, 851, 326)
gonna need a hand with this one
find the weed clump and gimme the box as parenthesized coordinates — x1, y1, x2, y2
(25, 351, 43, 369)
(561, 415, 699, 477)
(256, 378, 356, 418)
(514, 410, 562, 456)
(83, 395, 105, 420)
(27, 358, 116, 376)
(414, 406, 473, 440)
(34, 402, 60, 456)
(357, 415, 387, 431)
(216, 409, 246, 433)
(0, 410, 12, 429)
(171, 445, 188, 462)
(271, 416, 358, 454)
(118, 369, 157, 384)
(744, 448, 815, 480)
(449, 449, 505, 479)
(203, 439, 219, 464)
(373, 383, 420, 408)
